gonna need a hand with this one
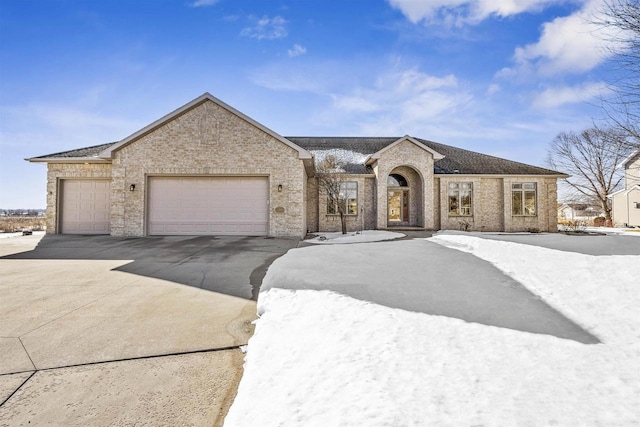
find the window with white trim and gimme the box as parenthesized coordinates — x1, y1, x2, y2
(512, 183, 536, 216)
(448, 182, 473, 216)
(327, 181, 358, 215)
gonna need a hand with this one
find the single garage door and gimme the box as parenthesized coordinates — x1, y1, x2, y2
(60, 179, 111, 234)
(148, 176, 269, 235)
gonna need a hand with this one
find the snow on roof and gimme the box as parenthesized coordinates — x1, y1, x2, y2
(310, 149, 372, 174)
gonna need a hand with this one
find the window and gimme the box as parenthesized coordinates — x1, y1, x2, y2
(387, 174, 408, 187)
(512, 183, 536, 216)
(448, 182, 473, 216)
(327, 182, 358, 215)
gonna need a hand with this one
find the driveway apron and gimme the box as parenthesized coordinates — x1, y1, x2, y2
(0, 234, 297, 426)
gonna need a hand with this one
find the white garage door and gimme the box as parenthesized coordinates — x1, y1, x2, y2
(148, 176, 269, 236)
(60, 180, 111, 234)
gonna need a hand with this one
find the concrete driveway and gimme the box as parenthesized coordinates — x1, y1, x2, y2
(0, 233, 297, 426)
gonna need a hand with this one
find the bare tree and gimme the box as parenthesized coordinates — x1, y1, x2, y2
(547, 127, 631, 220)
(315, 155, 351, 234)
(595, 0, 640, 147)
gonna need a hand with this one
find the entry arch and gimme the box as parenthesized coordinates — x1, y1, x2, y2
(386, 166, 423, 227)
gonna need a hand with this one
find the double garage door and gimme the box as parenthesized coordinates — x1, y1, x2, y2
(148, 176, 269, 236)
(59, 177, 269, 236)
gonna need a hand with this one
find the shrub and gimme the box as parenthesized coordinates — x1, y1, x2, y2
(0, 217, 46, 233)
(593, 217, 606, 227)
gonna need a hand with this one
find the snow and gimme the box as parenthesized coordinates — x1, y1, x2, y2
(310, 149, 370, 170)
(305, 230, 405, 244)
(0, 231, 45, 239)
(225, 235, 640, 426)
(581, 226, 640, 237)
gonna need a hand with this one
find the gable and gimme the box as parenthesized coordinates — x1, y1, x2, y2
(619, 149, 640, 169)
(101, 93, 311, 160)
(108, 98, 310, 170)
(366, 136, 444, 165)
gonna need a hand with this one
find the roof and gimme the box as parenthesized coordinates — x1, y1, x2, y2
(289, 136, 564, 176)
(26, 142, 116, 163)
(27, 131, 564, 176)
(609, 184, 640, 197)
(619, 149, 640, 169)
(287, 137, 397, 175)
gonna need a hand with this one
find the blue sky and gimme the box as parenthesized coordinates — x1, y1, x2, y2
(0, 0, 620, 208)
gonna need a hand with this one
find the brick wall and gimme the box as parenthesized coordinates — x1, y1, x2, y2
(110, 100, 307, 237)
(438, 176, 504, 232)
(436, 176, 557, 232)
(315, 175, 374, 233)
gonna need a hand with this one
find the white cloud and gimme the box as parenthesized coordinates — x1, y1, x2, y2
(240, 16, 288, 40)
(328, 68, 472, 135)
(501, 0, 627, 77)
(336, 68, 460, 107)
(332, 95, 380, 112)
(387, 0, 562, 26)
(486, 83, 501, 96)
(514, 2, 612, 74)
(531, 81, 610, 108)
(250, 64, 329, 92)
(190, 0, 219, 7)
(287, 44, 307, 57)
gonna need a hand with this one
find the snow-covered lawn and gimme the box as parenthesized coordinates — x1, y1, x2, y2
(225, 235, 640, 426)
(559, 225, 640, 237)
(305, 230, 405, 244)
(0, 231, 45, 239)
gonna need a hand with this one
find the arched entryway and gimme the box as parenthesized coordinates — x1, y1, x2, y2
(386, 166, 424, 227)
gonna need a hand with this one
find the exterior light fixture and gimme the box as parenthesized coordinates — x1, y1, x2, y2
(129, 184, 136, 192)
(278, 184, 283, 192)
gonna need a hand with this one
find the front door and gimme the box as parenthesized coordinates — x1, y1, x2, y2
(388, 190, 409, 224)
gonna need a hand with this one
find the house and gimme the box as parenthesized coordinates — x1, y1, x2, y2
(27, 93, 566, 237)
(557, 203, 604, 223)
(609, 149, 640, 227)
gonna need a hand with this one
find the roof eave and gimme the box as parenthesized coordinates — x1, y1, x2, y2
(618, 149, 640, 169)
(26, 157, 112, 164)
(434, 173, 569, 178)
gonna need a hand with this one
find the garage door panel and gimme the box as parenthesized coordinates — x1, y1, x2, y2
(148, 177, 269, 236)
(61, 180, 111, 235)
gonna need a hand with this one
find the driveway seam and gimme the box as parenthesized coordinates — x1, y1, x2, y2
(0, 345, 244, 377)
(0, 371, 35, 408)
(17, 337, 36, 371)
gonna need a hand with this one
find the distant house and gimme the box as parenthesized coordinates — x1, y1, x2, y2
(609, 149, 640, 227)
(557, 203, 604, 223)
(27, 93, 566, 237)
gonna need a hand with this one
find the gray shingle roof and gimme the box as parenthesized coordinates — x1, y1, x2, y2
(288, 136, 563, 175)
(32, 142, 116, 159)
(414, 138, 563, 175)
(34, 136, 564, 176)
